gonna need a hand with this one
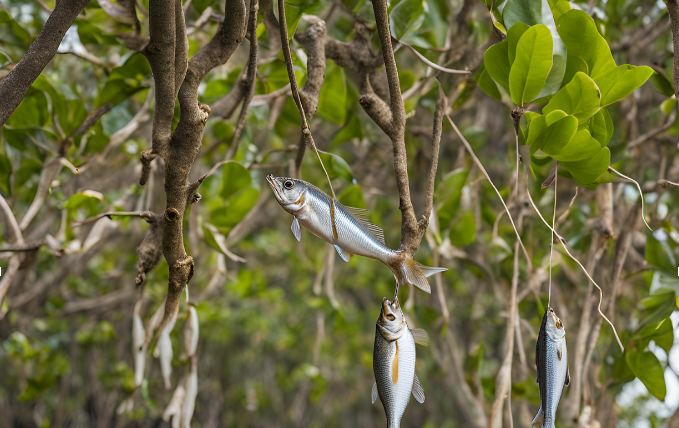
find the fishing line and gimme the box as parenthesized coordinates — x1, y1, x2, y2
(607, 166, 652, 231)
(521, 162, 624, 352)
(547, 168, 557, 309)
(277, 0, 339, 236)
(445, 112, 532, 268)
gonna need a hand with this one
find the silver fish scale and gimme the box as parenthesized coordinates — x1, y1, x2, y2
(542, 337, 567, 428)
(304, 186, 398, 263)
(374, 328, 416, 428)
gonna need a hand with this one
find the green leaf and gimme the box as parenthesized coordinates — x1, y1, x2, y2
(548, 0, 571, 21)
(589, 108, 613, 147)
(0, 153, 11, 195)
(319, 151, 353, 182)
(6, 90, 49, 129)
(625, 349, 666, 401)
(594, 65, 654, 107)
(560, 147, 610, 184)
(638, 290, 676, 331)
(390, 0, 425, 39)
(651, 72, 675, 97)
(436, 168, 468, 229)
(508, 24, 553, 106)
(635, 317, 674, 354)
(550, 129, 602, 162)
(338, 184, 366, 209)
(535, 54, 565, 100)
(316, 64, 347, 124)
(526, 110, 568, 146)
(646, 229, 677, 272)
(503, 0, 542, 28)
(483, 40, 510, 94)
(507, 22, 530, 66)
(528, 114, 578, 157)
(662, 98, 677, 116)
(283, 0, 323, 38)
(221, 161, 252, 200)
(477, 67, 502, 100)
(449, 211, 476, 247)
(556, 10, 616, 79)
(211, 187, 260, 233)
(543, 72, 601, 124)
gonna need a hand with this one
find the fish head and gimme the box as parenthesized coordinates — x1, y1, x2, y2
(546, 307, 566, 340)
(266, 175, 308, 213)
(377, 297, 406, 339)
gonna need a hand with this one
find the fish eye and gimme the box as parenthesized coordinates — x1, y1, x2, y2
(284, 180, 295, 189)
(386, 314, 396, 321)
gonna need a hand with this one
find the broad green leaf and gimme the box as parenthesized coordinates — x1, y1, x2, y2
(625, 349, 666, 401)
(109, 54, 152, 80)
(638, 290, 676, 330)
(646, 229, 677, 272)
(503, 0, 542, 28)
(651, 72, 675, 97)
(483, 40, 510, 94)
(0, 153, 11, 195)
(316, 64, 347, 124)
(589, 108, 613, 147)
(389, 0, 425, 39)
(529, 115, 578, 157)
(556, 10, 616, 79)
(595, 65, 654, 107)
(94, 79, 143, 109)
(548, 0, 571, 21)
(550, 129, 601, 162)
(662, 98, 677, 116)
(526, 110, 568, 146)
(338, 184, 366, 209)
(535, 54, 565, 100)
(508, 24, 553, 106)
(211, 187, 260, 233)
(221, 161, 252, 200)
(436, 168, 468, 229)
(319, 151, 353, 182)
(543, 72, 600, 124)
(0, 10, 32, 48)
(635, 317, 674, 354)
(507, 22, 530, 66)
(283, 0, 323, 38)
(449, 211, 476, 247)
(560, 147, 610, 184)
(6, 90, 49, 129)
(477, 67, 502, 100)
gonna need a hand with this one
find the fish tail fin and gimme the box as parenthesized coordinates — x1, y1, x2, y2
(531, 404, 543, 427)
(401, 257, 447, 294)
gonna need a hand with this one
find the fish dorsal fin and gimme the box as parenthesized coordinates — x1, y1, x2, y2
(343, 205, 386, 245)
(412, 373, 425, 403)
(334, 245, 351, 262)
(565, 365, 570, 387)
(410, 328, 429, 347)
(291, 217, 301, 241)
(371, 383, 378, 404)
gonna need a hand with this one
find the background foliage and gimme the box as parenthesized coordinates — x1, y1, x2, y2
(0, 0, 678, 427)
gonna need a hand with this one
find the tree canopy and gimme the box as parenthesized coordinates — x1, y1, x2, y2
(0, 0, 678, 427)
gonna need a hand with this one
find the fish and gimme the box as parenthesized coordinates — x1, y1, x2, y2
(372, 297, 428, 428)
(533, 307, 570, 428)
(266, 175, 447, 294)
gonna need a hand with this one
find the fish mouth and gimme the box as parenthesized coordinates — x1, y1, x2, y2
(382, 298, 396, 321)
(266, 174, 282, 200)
(549, 309, 563, 330)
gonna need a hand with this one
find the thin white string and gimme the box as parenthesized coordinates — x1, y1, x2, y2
(548, 168, 557, 309)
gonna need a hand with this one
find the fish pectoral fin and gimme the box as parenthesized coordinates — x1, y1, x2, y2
(342, 205, 386, 244)
(291, 217, 302, 242)
(412, 373, 425, 403)
(557, 346, 563, 361)
(371, 382, 378, 404)
(410, 328, 429, 347)
(531, 404, 543, 427)
(333, 245, 351, 262)
(565, 365, 570, 387)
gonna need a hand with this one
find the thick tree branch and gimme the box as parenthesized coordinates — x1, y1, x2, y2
(0, 0, 92, 127)
(668, 0, 679, 100)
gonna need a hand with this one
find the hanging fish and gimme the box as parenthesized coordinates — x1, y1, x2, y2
(266, 176, 446, 294)
(533, 307, 570, 428)
(372, 297, 428, 428)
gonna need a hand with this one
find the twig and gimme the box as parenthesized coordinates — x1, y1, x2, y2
(225, 0, 259, 160)
(0, 193, 24, 244)
(71, 211, 144, 227)
(392, 38, 470, 74)
(628, 107, 676, 148)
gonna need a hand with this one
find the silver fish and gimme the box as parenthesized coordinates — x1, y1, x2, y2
(373, 297, 428, 428)
(266, 176, 447, 294)
(533, 307, 570, 428)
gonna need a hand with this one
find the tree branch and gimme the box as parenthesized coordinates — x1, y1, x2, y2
(668, 0, 679, 100)
(0, 0, 92, 127)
